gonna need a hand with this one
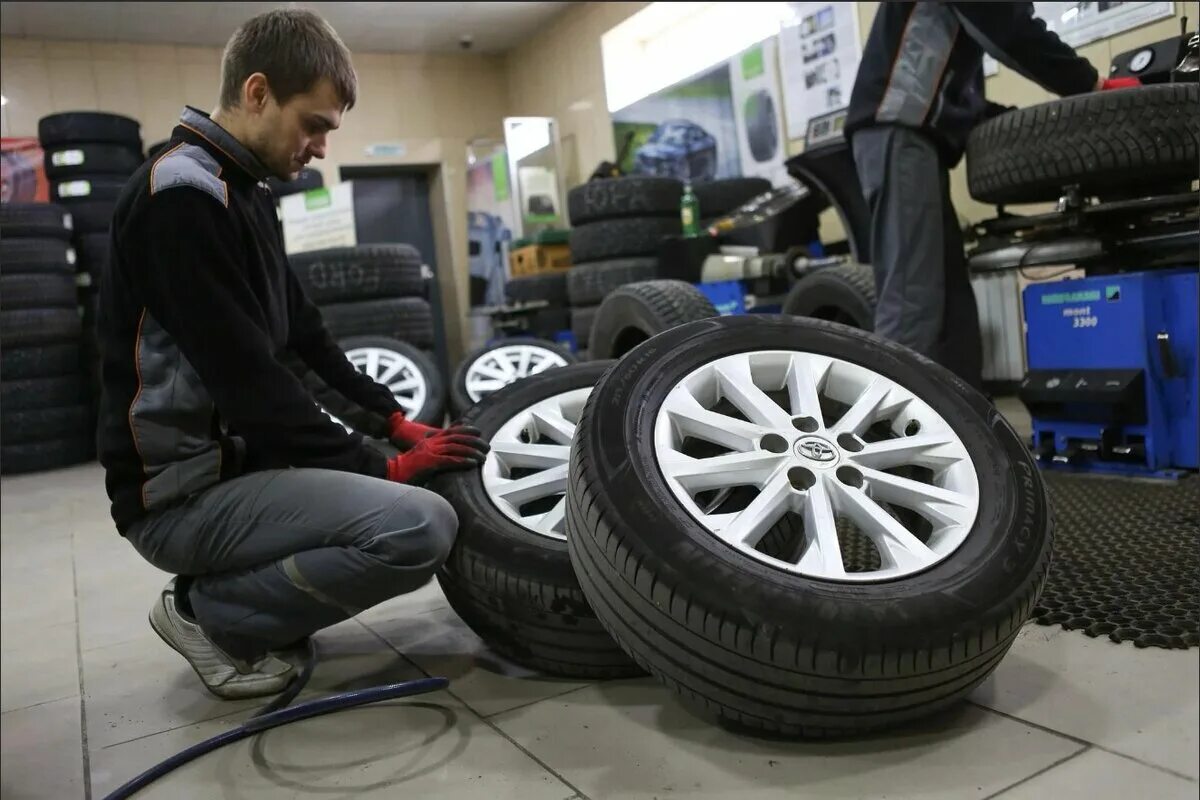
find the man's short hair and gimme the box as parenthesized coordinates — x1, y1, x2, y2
(219, 8, 357, 111)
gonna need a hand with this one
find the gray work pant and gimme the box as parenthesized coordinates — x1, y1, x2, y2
(851, 125, 983, 389)
(125, 468, 458, 660)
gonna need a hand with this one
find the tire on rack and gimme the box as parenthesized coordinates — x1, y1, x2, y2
(782, 263, 877, 330)
(570, 305, 599, 348)
(51, 175, 130, 204)
(44, 143, 142, 178)
(504, 272, 568, 306)
(966, 84, 1200, 204)
(289, 245, 424, 304)
(0, 343, 81, 380)
(1, 436, 94, 475)
(589, 280, 717, 360)
(569, 217, 681, 263)
(567, 176, 683, 225)
(64, 201, 118, 235)
(694, 177, 773, 217)
(39, 112, 142, 149)
(0, 239, 75, 275)
(1, 375, 88, 412)
(566, 257, 659, 306)
(566, 314, 1053, 737)
(431, 360, 641, 678)
(0, 309, 82, 348)
(450, 337, 578, 417)
(1, 404, 93, 445)
(319, 297, 434, 347)
(0, 274, 79, 310)
(0, 203, 73, 240)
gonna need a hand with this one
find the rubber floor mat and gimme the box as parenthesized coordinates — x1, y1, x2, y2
(1034, 471, 1199, 649)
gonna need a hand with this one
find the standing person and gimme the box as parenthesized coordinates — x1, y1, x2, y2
(96, 8, 488, 699)
(846, 2, 1132, 389)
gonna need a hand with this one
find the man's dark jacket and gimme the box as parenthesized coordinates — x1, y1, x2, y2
(847, 2, 1098, 163)
(97, 107, 400, 534)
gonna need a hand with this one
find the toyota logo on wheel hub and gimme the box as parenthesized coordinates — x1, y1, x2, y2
(795, 436, 839, 466)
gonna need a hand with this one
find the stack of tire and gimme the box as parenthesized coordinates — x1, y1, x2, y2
(0, 204, 93, 474)
(564, 177, 683, 355)
(694, 177, 772, 227)
(287, 244, 447, 425)
(39, 111, 144, 399)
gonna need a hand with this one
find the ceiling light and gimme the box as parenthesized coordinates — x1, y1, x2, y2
(0, 95, 8, 107)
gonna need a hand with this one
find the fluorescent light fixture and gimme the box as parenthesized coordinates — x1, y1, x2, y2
(0, 95, 8, 107)
(1060, 7, 1079, 22)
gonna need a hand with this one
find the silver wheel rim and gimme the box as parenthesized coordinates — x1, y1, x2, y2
(464, 344, 569, 403)
(481, 387, 591, 540)
(344, 346, 428, 418)
(652, 350, 980, 583)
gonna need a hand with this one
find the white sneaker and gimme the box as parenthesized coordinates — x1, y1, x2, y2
(149, 579, 294, 700)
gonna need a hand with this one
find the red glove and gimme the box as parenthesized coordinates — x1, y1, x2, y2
(1099, 77, 1141, 91)
(386, 429, 489, 485)
(387, 411, 441, 449)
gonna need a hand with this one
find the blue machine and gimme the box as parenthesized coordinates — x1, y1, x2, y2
(1020, 268, 1199, 477)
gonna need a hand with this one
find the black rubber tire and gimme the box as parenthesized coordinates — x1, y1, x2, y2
(589, 280, 717, 360)
(1, 375, 88, 412)
(566, 258, 660, 306)
(504, 272, 568, 306)
(966, 84, 1200, 204)
(0, 203, 73, 240)
(431, 360, 641, 678)
(0, 239, 74, 274)
(0, 273, 78, 310)
(782, 264, 877, 330)
(319, 297, 434, 347)
(567, 177, 683, 225)
(289, 245, 424, 304)
(450, 338, 579, 418)
(38, 112, 142, 149)
(62, 201, 118, 235)
(571, 305, 599, 347)
(0, 308, 82, 347)
(694, 177, 773, 217)
(266, 168, 324, 198)
(569, 217, 681, 263)
(44, 143, 142, 178)
(76, 233, 110, 288)
(566, 314, 1053, 737)
(0, 343, 81, 380)
(341, 335, 446, 426)
(52, 175, 129, 204)
(1, 436, 94, 475)
(1, 404, 93, 445)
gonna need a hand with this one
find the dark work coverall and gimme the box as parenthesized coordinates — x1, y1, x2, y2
(845, 2, 1098, 389)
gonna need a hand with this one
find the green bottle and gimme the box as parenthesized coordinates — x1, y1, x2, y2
(680, 182, 700, 237)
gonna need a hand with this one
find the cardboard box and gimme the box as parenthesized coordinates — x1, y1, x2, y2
(509, 242, 572, 277)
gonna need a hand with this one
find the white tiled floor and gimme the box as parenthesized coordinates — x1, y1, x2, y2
(1, 458, 1197, 800)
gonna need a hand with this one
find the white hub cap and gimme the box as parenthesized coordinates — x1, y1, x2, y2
(344, 345, 428, 418)
(482, 387, 591, 540)
(465, 344, 569, 404)
(653, 350, 981, 582)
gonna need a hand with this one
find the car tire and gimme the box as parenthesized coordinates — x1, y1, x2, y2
(782, 264, 877, 330)
(569, 217, 681, 263)
(1, 404, 93, 445)
(966, 84, 1200, 204)
(319, 297, 434, 347)
(566, 257, 659, 306)
(694, 177, 772, 217)
(1, 436, 94, 475)
(337, 335, 446, 426)
(0, 308, 82, 347)
(450, 337, 578, 417)
(566, 314, 1053, 736)
(0, 343, 82, 380)
(51, 175, 130, 204)
(505, 272, 568, 306)
(1, 375, 88, 412)
(0, 239, 75, 274)
(0, 273, 79, 310)
(431, 360, 641, 678)
(44, 143, 142, 179)
(589, 280, 717, 360)
(61, 201, 118, 235)
(567, 177, 683, 225)
(570, 305, 599, 347)
(0, 203, 74, 240)
(289, 245, 424, 304)
(39, 112, 141, 149)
